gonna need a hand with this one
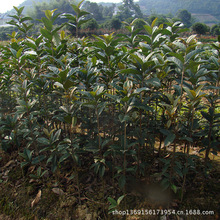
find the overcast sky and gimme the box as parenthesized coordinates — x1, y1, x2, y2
(0, 0, 126, 13)
(0, 0, 24, 13)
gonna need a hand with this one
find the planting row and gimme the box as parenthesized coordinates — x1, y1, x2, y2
(0, 4, 219, 204)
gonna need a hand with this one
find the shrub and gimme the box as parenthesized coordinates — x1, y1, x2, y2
(192, 22, 210, 35)
(103, 17, 122, 30)
(0, 26, 17, 41)
(81, 18, 98, 30)
(133, 18, 146, 30)
(211, 24, 220, 35)
(1, 4, 220, 216)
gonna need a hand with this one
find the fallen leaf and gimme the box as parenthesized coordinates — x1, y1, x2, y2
(4, 160, 15, 168)
(52, 188, 64, 196)
(171, 201, 178, 207)
(29, 179, 35, 183)
(28, 165, 36, 173)
(31, 190, 41, 208)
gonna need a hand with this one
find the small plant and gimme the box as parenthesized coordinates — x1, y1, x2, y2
(0, 5, 219, 218)
(62, 0, 91, 37)
(108, 195, 125, 214)
(19, 148, 33, 168)
(29, 166, 48, 179)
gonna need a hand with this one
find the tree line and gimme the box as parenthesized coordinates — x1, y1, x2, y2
(0, 0, 220, 41)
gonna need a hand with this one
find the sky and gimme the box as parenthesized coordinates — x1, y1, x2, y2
(0, 0, 125, 14)
(0, 0, 25, 13)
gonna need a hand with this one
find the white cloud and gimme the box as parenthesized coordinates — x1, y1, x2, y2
(0, 0, 25, 13)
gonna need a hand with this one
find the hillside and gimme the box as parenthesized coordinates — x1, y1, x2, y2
(139, 0, 220, 22)
(5, 0, 220, 25)
(7, 0, 50, 14)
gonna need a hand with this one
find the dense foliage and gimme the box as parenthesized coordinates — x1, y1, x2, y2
(0, 2, 220, 218)
(192, 22, 210, 35)
(1, 0, 220, 42)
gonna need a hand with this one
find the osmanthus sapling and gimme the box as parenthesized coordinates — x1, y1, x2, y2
(0, 3, 219, 209)
(61, 0, 91, 38)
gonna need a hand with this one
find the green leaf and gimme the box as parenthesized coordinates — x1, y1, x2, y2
(118, 175, 126, 189)
(186, 35, 197, 44)
(51, 155, 58, 173)
(151, 17, 158, 28)
(53, 32, 61, 46)
(167, 56, 183, 69)
(185, 49, 203, 63)
(168, 52, 184, 63)
(71, 4, 79, 14)
(44, 10, 53, 20)
(174, 167, 183, 178)
(173, 41, 186, 51)
(21, 17, 33, 23)
(201, 111, 212, 123)
(19, 148, 33, 161)
(54, 82, 64, 89)
(171, 184, 177, 194)
(64, 115, 72, 124)
(37, 167, 42, 176)
(9, 48, 17, 57)
(40, 28, 52, 41)
(72, 117, 77, 127)
(121, 68, 141, 75)
(160, 129, 171, 136)
(143, 25, 152, 35)
(41, 17, 53, 31)
(123, 80, 133, 91)
(133, 87, 150, 94)
(184, 87, 195, 100)
(59, 153, 70, 163)
(32, 155, 46, 165)
(146, 77, 161, 87)
(37, 137, 50, 145)
(210, 56, 219, 68)
(53, 129, 61, 142)
(13, 6, 24, 16)
(98, 103, 106, 115)
(139, 35, 152, 44)
(99, 164, 105, 177)
(117, 195, 125, 205)
(63, 80, 74, 90)
(108, 197, 117, 208)
(78, 11, 90, 18)
(95, 85, 105, 96)
(16, 48, 23, 59)
(164, 133, 176, 146)
(161, 178, 170, 190)
(21, 161, 29, 168)
(62, 13, 76, 22)
(119, 114, 130, 123)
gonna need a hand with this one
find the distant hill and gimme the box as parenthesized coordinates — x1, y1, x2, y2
(138, 0, 220, 23)
(19, 0, 49, 7)
(9, 0, 50, 14)
(5, 0, 220, 25)
(192, 13, 219, 26)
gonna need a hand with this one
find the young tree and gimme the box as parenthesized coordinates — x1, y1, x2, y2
(118, 0, 143, 21)
(27, 0, 77, 24)
(103, 17, 121, 30)
(83, 1, 103, 21)
(192, 22, 209, 35)
(177, 9, 192, 27)
(102, 4, 115, 18)
(81, 18, 98, 30)
(211, 24, 220, 35)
